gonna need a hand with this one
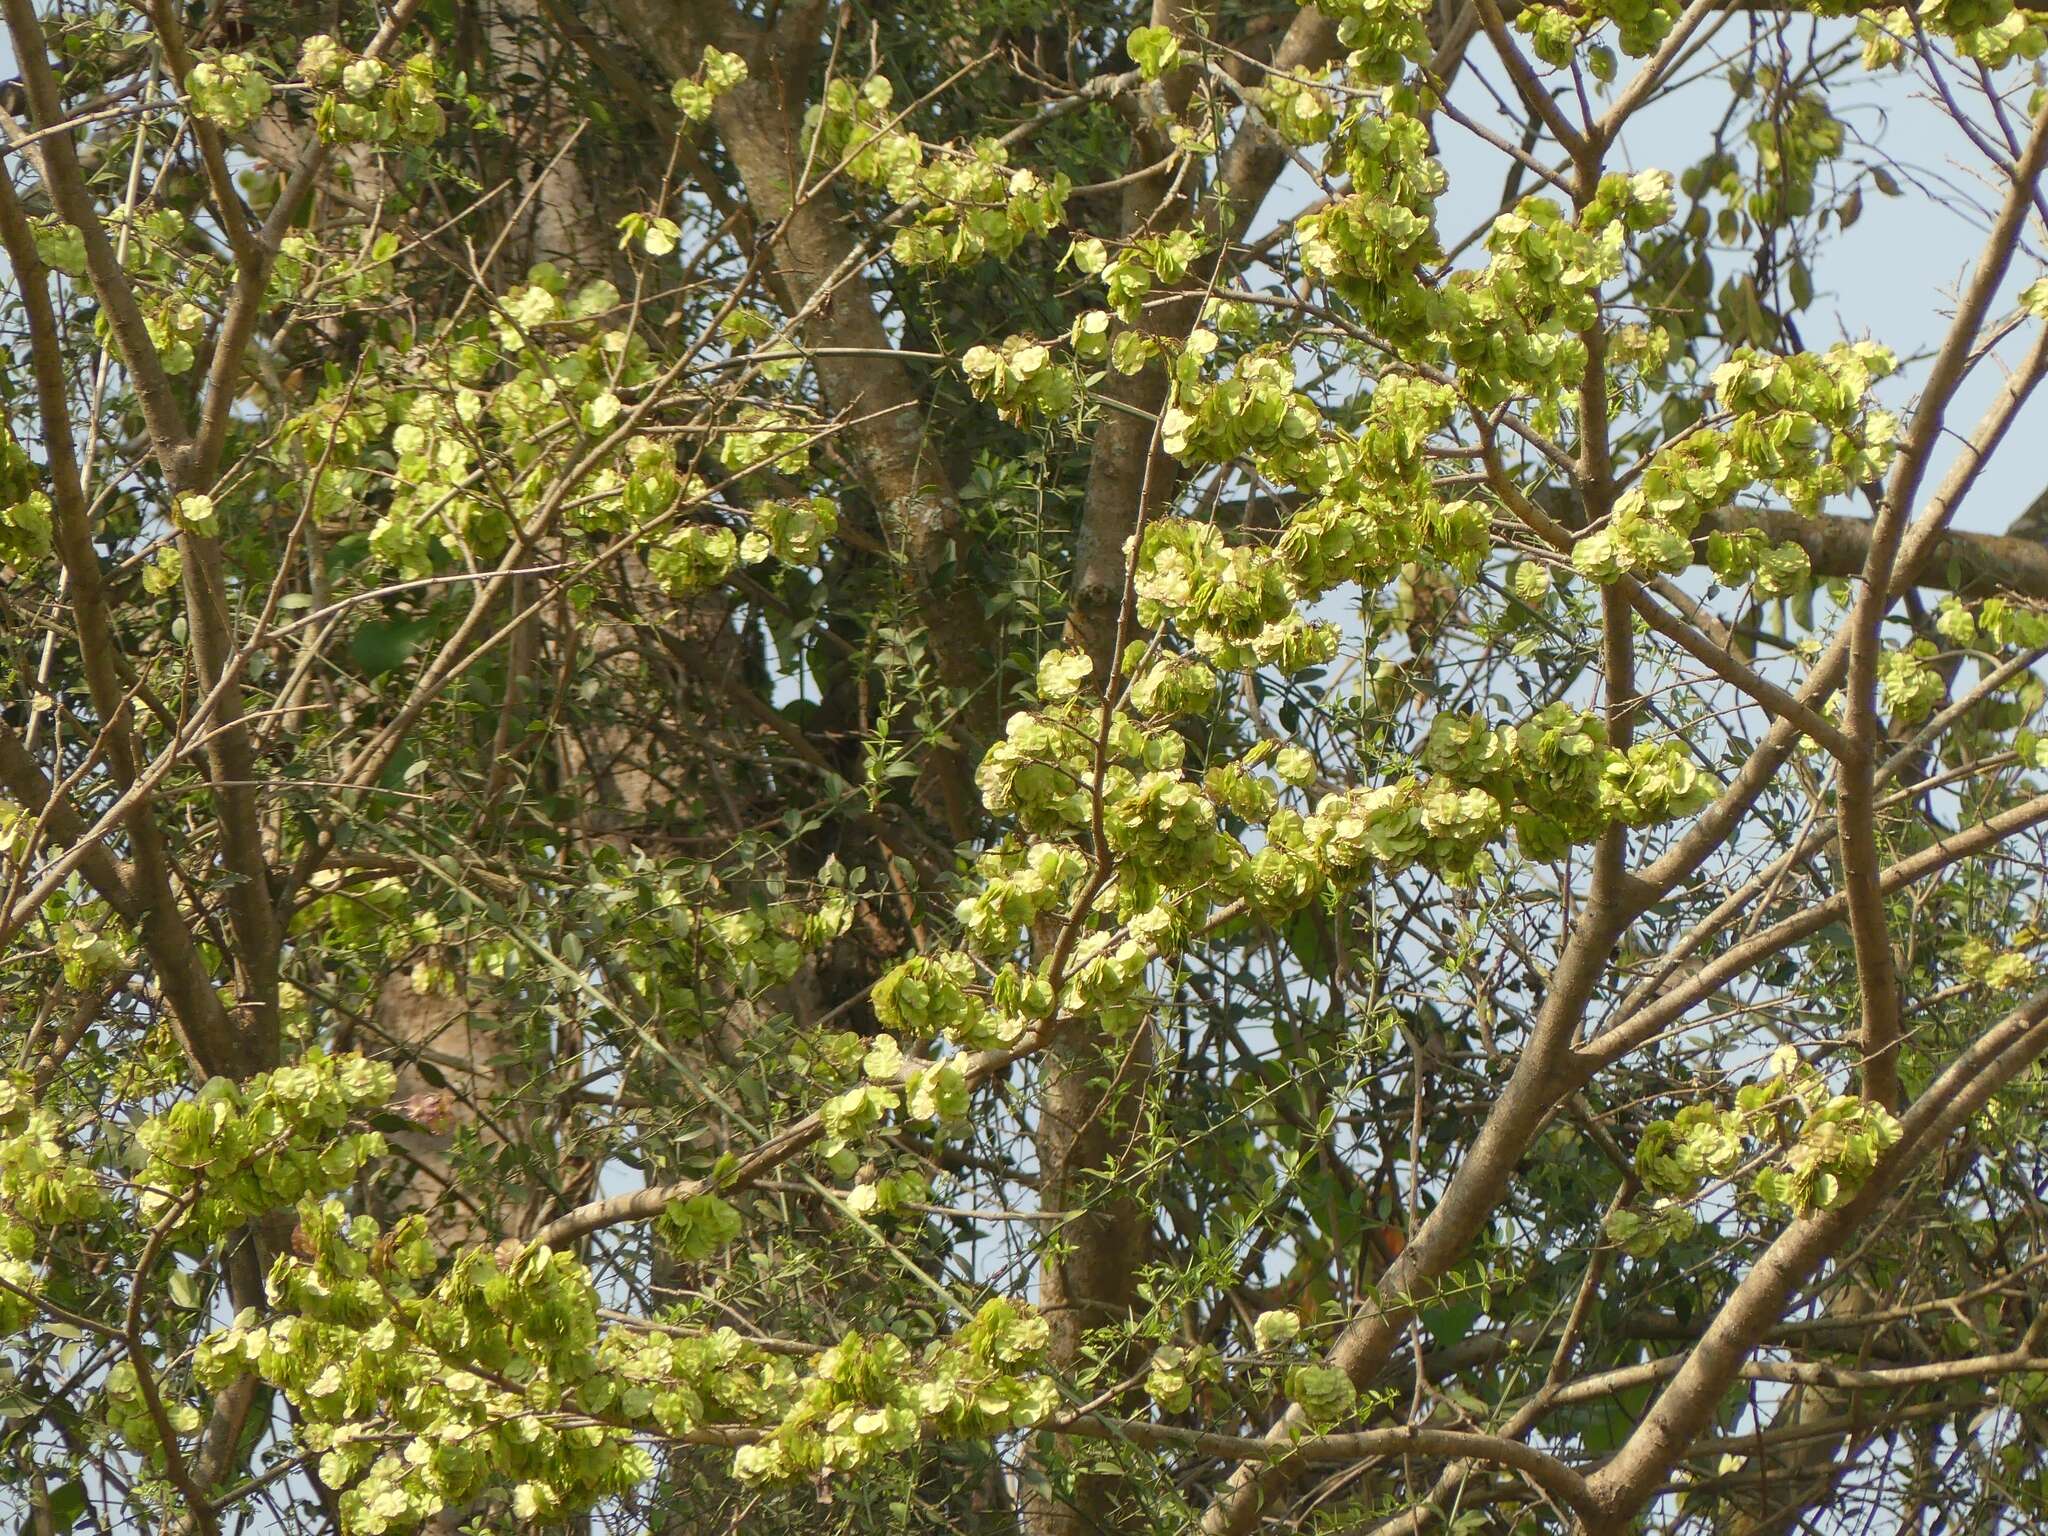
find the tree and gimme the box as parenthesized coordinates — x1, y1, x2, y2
(6, 0, 2048, 1531)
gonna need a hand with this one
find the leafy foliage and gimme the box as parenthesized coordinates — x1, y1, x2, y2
(4, 1, 2048, 1534)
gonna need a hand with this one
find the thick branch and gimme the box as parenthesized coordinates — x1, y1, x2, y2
(0, 161, 247, 1077)
(1835, 98, 2048, 1111)
(1581, 985, 2048, 1528)
(1067, 1417, 1598, 1524)
(1694, 502, 2048, 601)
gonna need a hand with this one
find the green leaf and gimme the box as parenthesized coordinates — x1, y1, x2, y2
(1420, 1296, 1481, 1351)
(44, 1480, 87, 1534)
(350, 616, 434, 676)
(1127, 25, 1182, 79)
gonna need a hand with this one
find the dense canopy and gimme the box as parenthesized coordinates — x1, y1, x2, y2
(4, 0, 2048, 1533)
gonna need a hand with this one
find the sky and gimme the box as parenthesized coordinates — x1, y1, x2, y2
(1419, 15, 2048, 539)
